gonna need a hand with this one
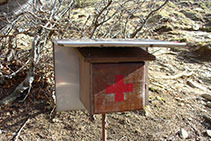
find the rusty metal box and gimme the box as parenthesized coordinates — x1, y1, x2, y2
(54, 39, 185, 112)
(78, 47, 155, 114)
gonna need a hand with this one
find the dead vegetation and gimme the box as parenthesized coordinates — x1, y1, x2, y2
(0, 0, 169, 107)
(0, 0, 211, 140)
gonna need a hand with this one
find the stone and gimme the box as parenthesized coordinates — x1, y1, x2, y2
(180, 9, 203, 21)
(187, 80, 207, 91)
(52, 118, 60, 123)
(194, 45, 211, 59)
(204, 13, 211, 25)
(206, 102, 211, 108)
(153, 24, 174, 33)
(144, 105, 153, 117)
(179, 1, 192, 7)
(179, 128, 189, 139)
(0, 77, 5, 85)
(203, 115, 211, 125)
(200, 26, 211, 32)
(201, 94, 211, 101)
(192, 24, 200, 31)
(207, 130, 211, 137)
(195, 8, 204, 12)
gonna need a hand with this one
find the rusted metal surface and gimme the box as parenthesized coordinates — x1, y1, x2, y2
(79, 59, 93, 114)
(54, 40, 167, 113)
(92, 62, 145, 114)
(78, 47, 152, 114)
(54, 39, 186, 48)
(53, 39, 185, 112)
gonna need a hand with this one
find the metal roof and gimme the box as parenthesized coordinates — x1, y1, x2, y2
(54, 39, 186, 48)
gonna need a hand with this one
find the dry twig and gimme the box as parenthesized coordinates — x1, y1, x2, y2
(12, 117, 29, 141)
(130, 0, 169, 38)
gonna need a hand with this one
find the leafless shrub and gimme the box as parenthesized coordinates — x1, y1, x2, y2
(0, 0, 169, 105)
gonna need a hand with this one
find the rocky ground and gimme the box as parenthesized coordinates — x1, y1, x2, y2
(0, 47, 210, 141)
(0, 0, 211, 141)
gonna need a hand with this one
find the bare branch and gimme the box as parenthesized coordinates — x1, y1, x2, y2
(90, 0, 113, 38)
(12, 117, 29, 141)
(0, 35, 40, 105)
(0, 59, 30, 79)
(130, 0, 169, 38)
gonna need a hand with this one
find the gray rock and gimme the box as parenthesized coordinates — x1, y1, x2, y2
(195, 45, 211, 59)
(180, 128, 189, 139)
(179, 1, 192, 7)
(187, 80, 207, 91)
(201, 94, 211, 101)
(180, 9, 203, 21)
(206, 102, 211, 108)
(202, 115, 211, 125)
(192, 24, 200, 31)
(195, 8, 204, 12)
(207, 130, 211, 137)
(52, 118, 60, 123)
(144, 105, 153, 117)
(204, 13, 211, 25)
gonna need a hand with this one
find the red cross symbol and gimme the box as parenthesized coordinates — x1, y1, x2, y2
(106, 75, 133, 102)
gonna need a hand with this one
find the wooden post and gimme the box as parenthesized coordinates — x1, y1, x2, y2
(102, 114, 107, 141)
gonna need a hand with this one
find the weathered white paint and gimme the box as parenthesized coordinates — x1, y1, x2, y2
(54, 39, 186, 48)
(54, 44, 85, 111)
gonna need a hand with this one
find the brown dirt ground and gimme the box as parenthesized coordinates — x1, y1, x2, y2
(0, 47, 211, 141)
(0, 1, 211, 140)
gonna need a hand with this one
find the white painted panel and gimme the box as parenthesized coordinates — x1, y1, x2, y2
(54, 45, 85, 111)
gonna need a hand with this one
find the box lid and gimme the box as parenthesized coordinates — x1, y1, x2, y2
(53, 39, 186, 48)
